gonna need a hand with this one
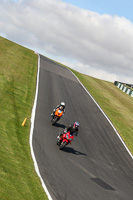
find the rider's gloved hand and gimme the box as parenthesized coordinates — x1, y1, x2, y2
(64, 128, 67, 133)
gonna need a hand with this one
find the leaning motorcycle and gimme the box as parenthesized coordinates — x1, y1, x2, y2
(56, 131, 74, 150)
(51, 108, 63, 125)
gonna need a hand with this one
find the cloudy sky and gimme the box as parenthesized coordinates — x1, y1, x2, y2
(0, 0, 133, 83)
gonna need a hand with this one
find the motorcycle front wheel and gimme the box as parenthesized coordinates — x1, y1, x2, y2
(59, 141, 67, 150)
(51, 116, 59, 125)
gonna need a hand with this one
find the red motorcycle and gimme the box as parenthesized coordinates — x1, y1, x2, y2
(56, 131, 74, 150)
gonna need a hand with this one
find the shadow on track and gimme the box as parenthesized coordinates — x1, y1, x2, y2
(53, 123, 66, 129)
(62, 147, 87, 156)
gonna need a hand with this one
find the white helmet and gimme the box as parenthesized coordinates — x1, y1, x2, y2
(60, 102, 65, 107)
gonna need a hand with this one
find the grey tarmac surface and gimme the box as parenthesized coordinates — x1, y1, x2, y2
(33, 55, 133, 200)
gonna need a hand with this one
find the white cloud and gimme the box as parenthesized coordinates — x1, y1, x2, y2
(0, 0, 133, 83)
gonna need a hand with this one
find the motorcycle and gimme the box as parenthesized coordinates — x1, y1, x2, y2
(51, 108, 63, 125)
(56, 131, 74, 150)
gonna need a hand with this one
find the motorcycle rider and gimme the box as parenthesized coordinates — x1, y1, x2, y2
(51, 102, 65, 117)
(58, 122, 80, 144)
(64, 122, 79, 136)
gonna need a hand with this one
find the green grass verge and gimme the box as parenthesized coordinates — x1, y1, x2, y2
(69, 69, 133, 155)
(0, 36, 48, 200)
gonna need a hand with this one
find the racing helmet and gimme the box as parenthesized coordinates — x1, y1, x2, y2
(60, 102, 65, 107)
(74, 122, 79, 128)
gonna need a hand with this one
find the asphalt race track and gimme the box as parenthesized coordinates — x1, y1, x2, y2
(32, 55, 133, 200)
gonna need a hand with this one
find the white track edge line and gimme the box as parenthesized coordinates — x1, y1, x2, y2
(69, 69, 133, 159)
(30, 54, 53, 200)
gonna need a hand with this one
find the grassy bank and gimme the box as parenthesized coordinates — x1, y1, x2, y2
(69, 69, 133, 155)
(0, 36, 48, 200)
